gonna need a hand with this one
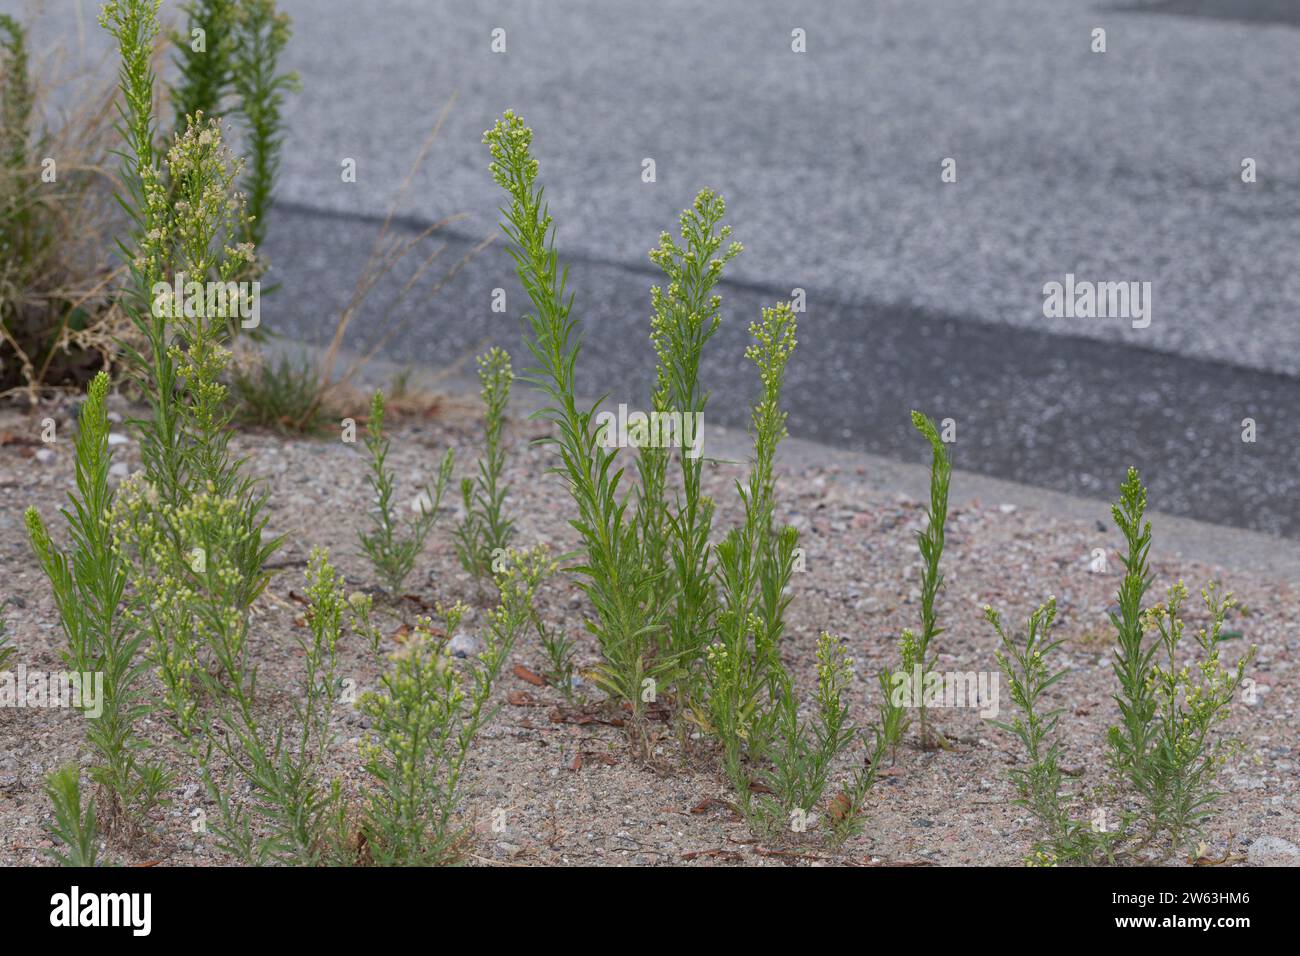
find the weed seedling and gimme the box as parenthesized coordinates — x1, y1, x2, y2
(0, 609, 13, 673)
(231, 352, 332, 434)
(901, 411, 951, 749)
(358, 388, 454, 594)
(537, 619, 577, 699)
(26, 372, 169, 837)
(736, 635, 885, 843)
(228, 0, 298, 252)
(169, 0, 235, 128)
(453, 347, 515, 586)
(499, 546, 573, 696)
(170, 0, 298, 255)
(43, 765, 100, 867)
(755, 637, 849, 830)
(875, 665, 910, 764)
(1100, 468, 1255, 852)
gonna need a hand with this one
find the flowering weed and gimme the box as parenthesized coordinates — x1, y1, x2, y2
(193, 549, 349, 865)
(1130, 578, 1256, 853)
(985, 597, 1115, 864)
(485, 111, 885, 835)
(485, 112, 671, 741)
(636, 193, 741, 702)
(703, 302, 799, 785)
(753, 635, 885, 841)
(1101, 468, 1255, 853)
(357, 548, 543, 864)
(987, 469, 1258, 864)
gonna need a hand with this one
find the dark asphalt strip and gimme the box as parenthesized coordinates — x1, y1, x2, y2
(264, 204, 1300, 539)
(1107, 0, 1300, 28)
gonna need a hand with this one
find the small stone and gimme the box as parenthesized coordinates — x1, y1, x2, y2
(107, 433, 129, 446)
(109, 462, 129, 479)
(496, 841, 523, 858)
(449, 631, 480, 658)
(1247, 836, 1300, 867)
(998, 503, 1016, 514)
(34, 448, 55, 464)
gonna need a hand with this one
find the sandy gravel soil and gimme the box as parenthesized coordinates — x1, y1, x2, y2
(1, 392, 1295, 867)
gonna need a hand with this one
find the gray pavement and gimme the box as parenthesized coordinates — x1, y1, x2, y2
(27, 0, 1300, 536)
(264, 0, 1300, 375)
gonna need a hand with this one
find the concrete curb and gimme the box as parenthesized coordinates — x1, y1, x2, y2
(265, 336, 1300, 583)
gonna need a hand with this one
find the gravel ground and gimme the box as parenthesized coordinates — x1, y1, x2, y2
(1, 392, 1295, 867)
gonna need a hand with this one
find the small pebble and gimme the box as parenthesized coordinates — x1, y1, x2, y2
(449, 631, 480, 658)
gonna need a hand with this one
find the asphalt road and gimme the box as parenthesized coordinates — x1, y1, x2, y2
(31, 0, 1300, 535)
